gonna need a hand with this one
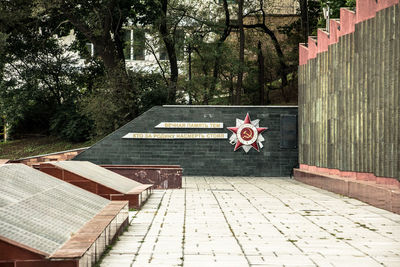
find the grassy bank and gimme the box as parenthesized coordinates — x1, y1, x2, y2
(0, 136, 102, 160)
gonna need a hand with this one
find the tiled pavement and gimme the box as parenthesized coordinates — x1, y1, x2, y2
(100, 177, 400, 267)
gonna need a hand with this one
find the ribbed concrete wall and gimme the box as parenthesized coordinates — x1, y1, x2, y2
(298, 2, 400, 180)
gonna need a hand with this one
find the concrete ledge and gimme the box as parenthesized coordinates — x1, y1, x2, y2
(0, 159, 9, 165)
(39, 163, 153, 209)
(162, 105, 298, 108)
(10, 148, 88, 167)
(294, 169, 400, 214)
(50, 201, 129, 262)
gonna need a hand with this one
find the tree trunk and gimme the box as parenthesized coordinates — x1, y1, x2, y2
(230, 0, 290, 102)
(209, 0, 231, 101)
(66, 10, 131, 96)
(202, 64, 209, 105)
(236, 0, 244, 105)
(159, 0, 178, 104)
(299, 0, 309, 42)
(229, 74, 234, 105)
(259, 25, 288, 92)
(257, 41, 265, 105)
(94, 39, 130, 93)
(188, 44, 192, 104)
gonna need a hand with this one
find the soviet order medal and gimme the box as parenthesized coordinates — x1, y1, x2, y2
(227, 113, 267, 153)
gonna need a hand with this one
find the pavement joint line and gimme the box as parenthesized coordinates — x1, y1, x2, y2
(148, 192, 172, 264)
(181, 176, 187, 266)
(129, 190, 167, 267)
(205, 176, 251, 267)
(220, 176, 317, 266)
(240, 177, 386, 266)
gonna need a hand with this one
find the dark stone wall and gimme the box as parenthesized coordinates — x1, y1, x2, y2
(74, 106, 298, 176)
(298, 3, 400, 180)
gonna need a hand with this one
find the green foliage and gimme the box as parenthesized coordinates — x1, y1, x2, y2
(133, 72, 168, 114)
(82, 71, 167, 136)
(0, 136, 102, 160)
(50, 106, 93, 142)
(315, 0, 357, 32)
(0, 33, 100, 141)
(131, 0, 161, 25)
(346, 0, 356, 8)
(0, 0, 307, 143)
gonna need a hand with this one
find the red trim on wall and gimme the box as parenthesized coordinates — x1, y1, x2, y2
(299, 0, 399, 65)
(356, 0, 377, 23)
(294, 169, 400, 214)
(298, 164, 400, 188)
(329, 20, 340, 45)
(307, 37, 318, 59)
(377, 0, 399, 11)
(317, 29, 329, 53)
(338, 8, 356, 37)
(299, 44, 309, 66)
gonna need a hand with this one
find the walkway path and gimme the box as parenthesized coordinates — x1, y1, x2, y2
(100, 177, 400, 267)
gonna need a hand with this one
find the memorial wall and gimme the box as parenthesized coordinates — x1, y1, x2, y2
(75, 105, 298, 176)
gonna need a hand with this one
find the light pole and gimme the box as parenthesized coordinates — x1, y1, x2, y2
(323, 6, 330, 32)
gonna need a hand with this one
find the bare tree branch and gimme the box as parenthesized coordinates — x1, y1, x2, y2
(145, 39, 168, 86)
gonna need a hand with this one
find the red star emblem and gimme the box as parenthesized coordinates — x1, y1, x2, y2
(227, 113, 267, 152)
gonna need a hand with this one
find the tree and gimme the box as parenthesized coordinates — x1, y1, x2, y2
(0, 0, 174, 138)
(35, 1, 134, 93)
(185, 0, 302, 104)
(0, 0, 100, 140)
(158, 0, 179, 103)
(298, 0, 309, 42)
(226, 0, 299, 103)
(235, 0, 245, 105)
(257, 41, 266, 104)
(181, 0, 233, 104)
(208, 0, 232, 103)
(130, 0, 188, 104)
(0, 40, 95, 141)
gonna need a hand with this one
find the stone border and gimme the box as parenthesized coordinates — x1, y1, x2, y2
(10, 147, 88, 166)
(294, 169, 400, 214)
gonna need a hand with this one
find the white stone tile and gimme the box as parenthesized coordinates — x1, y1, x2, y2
(98, 177, 400, 267)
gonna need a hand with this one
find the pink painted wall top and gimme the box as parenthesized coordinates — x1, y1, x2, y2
(299, 0, 399, 65)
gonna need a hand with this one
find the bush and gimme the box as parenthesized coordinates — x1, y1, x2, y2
(50, 106, 93, 142)
(83, 71, 168, 136)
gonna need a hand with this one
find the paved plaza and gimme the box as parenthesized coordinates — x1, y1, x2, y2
(101, 177, 400, 267)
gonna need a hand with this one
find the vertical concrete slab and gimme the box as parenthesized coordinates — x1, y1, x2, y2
(389, 6, 397, 178)
(378, 9, 386, 177)
(360, 20, 367, 173)
(396, 3, 400, 180)
(383, 8, 391, 177)
(371, 15, 378, 177)
(298, 66, 303, 164)
(349, 32, 356, 172)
